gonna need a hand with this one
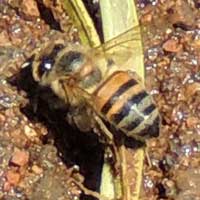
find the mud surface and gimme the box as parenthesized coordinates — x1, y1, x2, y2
(0, 0, 200, 200)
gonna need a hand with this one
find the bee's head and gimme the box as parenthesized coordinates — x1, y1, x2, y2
(55, 50, 85, 75)
(32, 43, 86, 85)
(32, 43, 64, 84)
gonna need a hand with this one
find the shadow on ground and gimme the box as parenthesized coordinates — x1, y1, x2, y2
(9, 64, 104, 200)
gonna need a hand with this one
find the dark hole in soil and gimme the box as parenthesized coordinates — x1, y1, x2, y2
(156, 183, 167, 198)
(36, 0, 62, 31)
(9, 64, 104, 200)
(82, 0, 103, 42)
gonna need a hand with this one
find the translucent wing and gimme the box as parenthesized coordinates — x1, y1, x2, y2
(100, 26, 141, 51)
(94, 25, 144, 76)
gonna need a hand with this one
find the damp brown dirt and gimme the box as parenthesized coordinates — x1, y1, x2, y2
(0, 0, 200, 200)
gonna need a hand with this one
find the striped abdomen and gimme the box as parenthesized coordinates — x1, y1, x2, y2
(93, 71, 160, 138)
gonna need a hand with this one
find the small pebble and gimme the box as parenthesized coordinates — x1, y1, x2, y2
(5, 170, 20, 185)
(162, 39, 182, 52)
(21, 0, 40, 18)
(10, 150, 29, 167)
(3, 181, 11, 192)
(32, 165, 43, 174)
(24, 125, 37, 137)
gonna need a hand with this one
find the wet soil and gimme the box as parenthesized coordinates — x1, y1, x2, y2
(0, 0, 200, 200)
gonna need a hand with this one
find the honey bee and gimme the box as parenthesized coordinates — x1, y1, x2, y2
(31, 28, 160, 143)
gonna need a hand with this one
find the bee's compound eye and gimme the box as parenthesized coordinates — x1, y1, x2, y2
(38, 57, 54, 77)
(37, 44, 65, 78)
(57, 51, 84, 73)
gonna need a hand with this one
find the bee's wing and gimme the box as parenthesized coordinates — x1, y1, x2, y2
(94, 26, 143, 72)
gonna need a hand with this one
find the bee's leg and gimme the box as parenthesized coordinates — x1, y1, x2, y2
(93, 115, 122, 174)
(145, 148, 152, 168)
(68, 177, 112, 200)
(31, 87, 40, 113)
(93, 115, 113, 144)
(66, 106, 94, 132)
(66, 165, 112, 200)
